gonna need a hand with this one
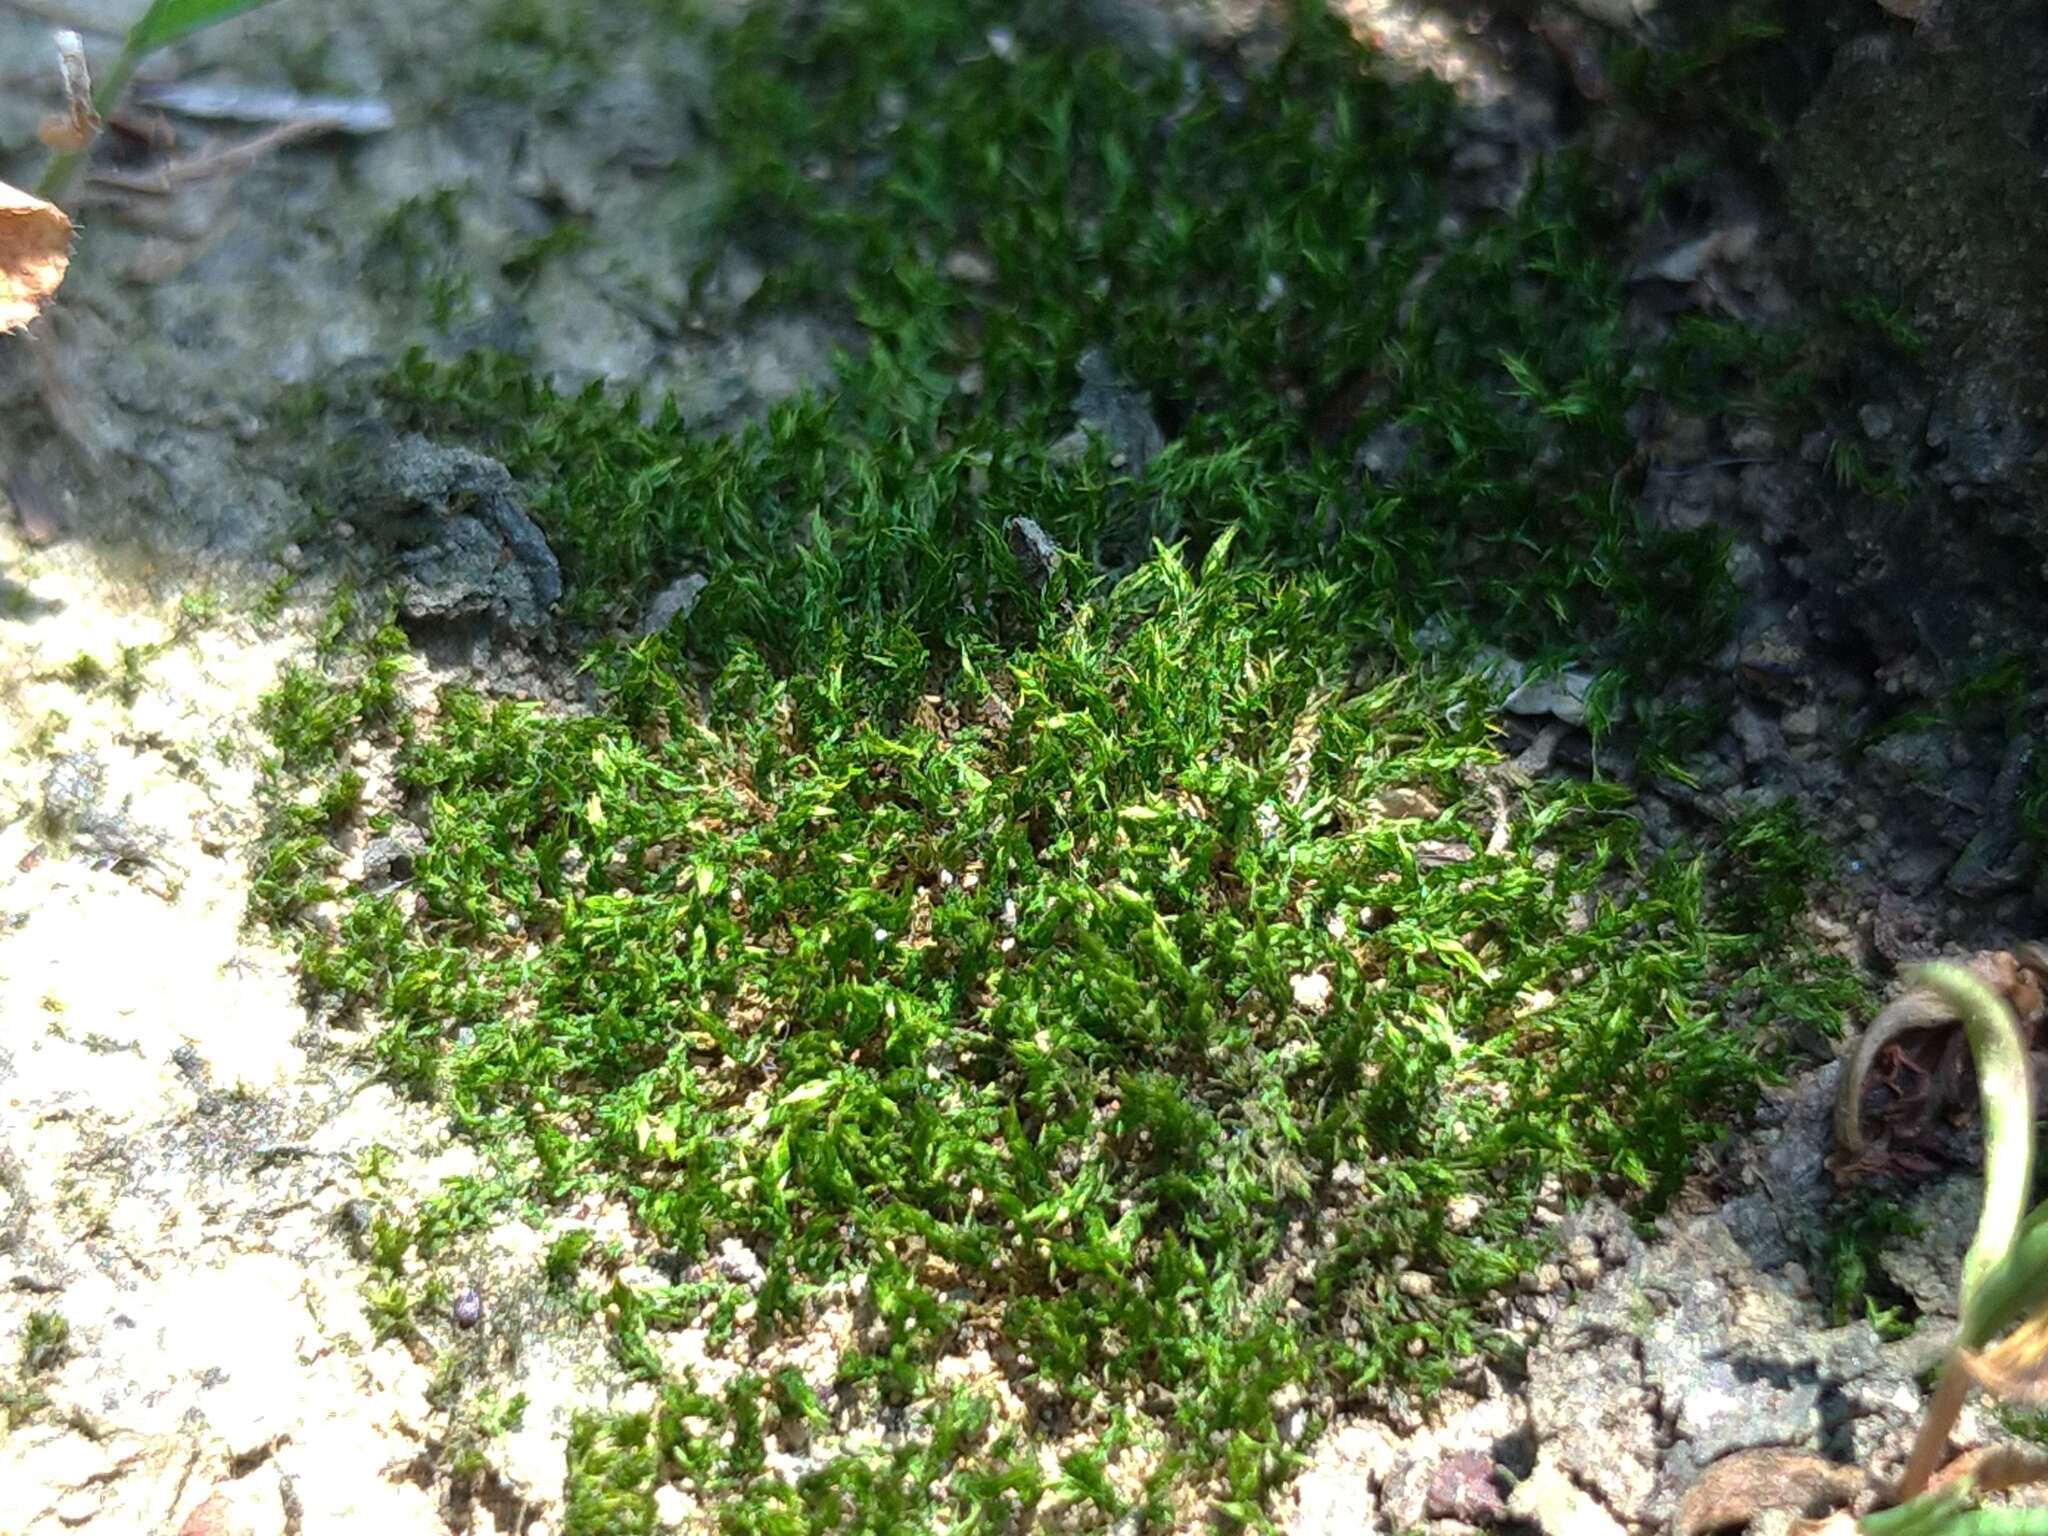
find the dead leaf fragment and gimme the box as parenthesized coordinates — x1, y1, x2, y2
(1366, 786, 1442, 821)
(0, 179, 74, 333)
(1961, 1310, 2048, 1405)
(1927, 1445, 2048, 1497)
(1676, 1447, 1868, 1535)
(37, 29, 99, 152)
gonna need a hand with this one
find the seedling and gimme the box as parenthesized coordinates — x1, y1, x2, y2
(20, 1310, 70, 1374)
(1713, 961, 2048, 1531)
(36, 0, 290, 204)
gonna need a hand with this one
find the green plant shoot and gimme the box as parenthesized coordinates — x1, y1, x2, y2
(37, 0, 289, 203)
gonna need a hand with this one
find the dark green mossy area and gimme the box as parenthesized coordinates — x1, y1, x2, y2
(256, 0, 1873, 1528)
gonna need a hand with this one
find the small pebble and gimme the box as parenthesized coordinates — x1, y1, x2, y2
(452, 1287, 483, 1329)
(941, 249, 996, 286)
(1520, 1262, 1563, 1295)
(1289, 972, 1332, 1015)
(654, 1485, 696, 1528)
(1427, 1451, 1507, 1524)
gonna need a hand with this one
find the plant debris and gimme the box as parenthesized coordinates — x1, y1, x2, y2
(1833, 945, 2048, 1171)
(0, 178, 72, 332)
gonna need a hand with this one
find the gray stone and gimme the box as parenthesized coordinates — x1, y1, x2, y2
(38, 753, 172, 879)
(39, 753, 103, 829)
(352, 436, 562, 637)
(1889, 842, 1954, 895)
(1946, 734, 2037, 898)
(1521, 1174, 1964, 1530)
(1782, 704, 1821, 743)
(1877, 1175, 1976, 1319)
(636, 573, 708, 637)
(1379, 1452, 1432, 1531)
(1864, 729, 1951, 790)
(360, 832, 423, 886)
(1506, 1457, 1623, 1536)
(1926, 363, 2037, 496)
(1004, 518, 1060, 588)
(1525, 1324, 1657, 1523)
(1356, 423, 1416, 483)
(1674, 1358, 1820, 1464)
(1717, 1068, 1838, 1271)
(1501, 668, 1599, 727)
(1732, 705, 1783, 770)
(1070, 348, 1165, 476)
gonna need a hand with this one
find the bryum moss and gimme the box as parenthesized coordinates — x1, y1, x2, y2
(255, 1, 1870, 1528)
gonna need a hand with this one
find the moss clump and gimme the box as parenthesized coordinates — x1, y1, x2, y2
(255, 0, 1870, 1525)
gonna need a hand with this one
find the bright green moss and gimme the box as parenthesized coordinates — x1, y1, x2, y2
(255, 0, 1872, 1524)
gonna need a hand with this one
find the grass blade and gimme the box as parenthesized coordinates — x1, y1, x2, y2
(125, 0, 280, 52)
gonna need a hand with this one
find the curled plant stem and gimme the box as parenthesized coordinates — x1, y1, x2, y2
(1836, 990, 1956, 1159)
(1927, 962, 2039, 1326)
(1893, 961, 2035, 1505)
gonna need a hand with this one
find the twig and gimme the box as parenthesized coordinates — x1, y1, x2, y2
(1644, 457, 1774, 476)
(1899, 1361, 1971, 1506)
(87, 117, 338, 193)
(132, 80, 394, 134)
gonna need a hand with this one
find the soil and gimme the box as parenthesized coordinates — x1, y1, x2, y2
(0, 0, 2042, 1533)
